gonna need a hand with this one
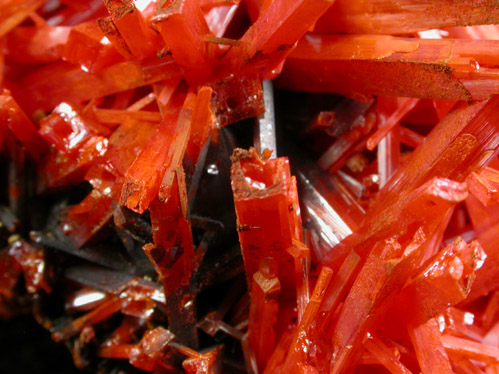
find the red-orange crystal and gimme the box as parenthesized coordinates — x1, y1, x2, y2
(2, 1, 499, 374)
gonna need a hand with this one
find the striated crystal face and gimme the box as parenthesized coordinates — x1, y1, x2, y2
(2, 1, 499, 374)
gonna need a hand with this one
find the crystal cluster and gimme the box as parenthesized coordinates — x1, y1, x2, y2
(1, 1, 499, 373)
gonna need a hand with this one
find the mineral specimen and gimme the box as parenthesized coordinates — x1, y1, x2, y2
(1, 1, 499, 374)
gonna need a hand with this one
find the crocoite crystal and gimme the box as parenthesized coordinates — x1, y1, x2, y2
(1, 1, 499, 374)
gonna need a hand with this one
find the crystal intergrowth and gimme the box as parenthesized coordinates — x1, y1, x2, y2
(1, 1, 499, 374)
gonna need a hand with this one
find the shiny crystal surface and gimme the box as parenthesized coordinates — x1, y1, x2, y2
(1, 1, 499, 374)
